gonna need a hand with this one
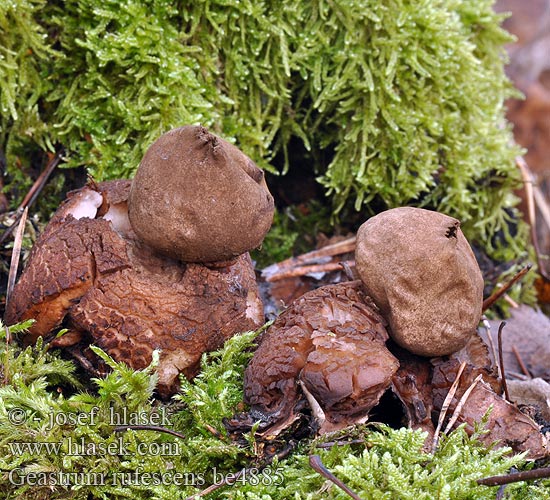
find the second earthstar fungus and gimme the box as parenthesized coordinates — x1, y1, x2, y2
(5, 126, 275, 397)
(227, 208, 549, 459)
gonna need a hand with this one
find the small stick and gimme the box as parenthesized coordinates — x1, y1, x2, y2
(203, 423, 227, 440)
(184, 469, 245, 500)
(309, 454, 363, 500)
(516, 156, 548, 280)
(316, 439, 365, 449)
(497, 322, 510, 402)
(185, 443, 297, 500)
(264, 260, 355, 283)
(478, 466, 550, 486)
(5, 206, 28, 312)
(443, 374, 483, 435)
(431, 361, 467, 453)
(511, 345, 532, 379)
(114, 425, 186, 441)
(262, 236, 356, 279)
(0, 152, 61, 245)
(506, 371, 529, 381)
(503, 295, 519, 309)
(482, 265, 532, 312)
(482, 318, 499, 376)
(20, 153, 62, 210)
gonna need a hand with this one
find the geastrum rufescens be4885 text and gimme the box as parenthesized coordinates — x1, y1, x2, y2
(5, 125, 275, 397)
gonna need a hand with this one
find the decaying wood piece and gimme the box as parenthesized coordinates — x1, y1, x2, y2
(431, 348, 548, 459)
(261, 237, 357, 282)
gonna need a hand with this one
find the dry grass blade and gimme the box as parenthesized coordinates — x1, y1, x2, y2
(431, 360, 467, 453)
(443, 374, 483, 434)
(482, 317, 499, 377)
(516, 156, 550, 280)
(309, 454, 363, 500)
(5, 206, 28, 312)
(482, 265, 532, 312)
(533, 186, 550, 237)
(497, 322, 510, 402)
(0, 152, 61, 245)
(512, 345, 532, 378)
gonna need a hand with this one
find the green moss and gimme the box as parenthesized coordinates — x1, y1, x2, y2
(0, 320, 549, 499)
(1, 0, 526, 262)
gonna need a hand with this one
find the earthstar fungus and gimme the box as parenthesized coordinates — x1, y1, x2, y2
(229, 207, 547, 459)
(5, 127, 274, 397)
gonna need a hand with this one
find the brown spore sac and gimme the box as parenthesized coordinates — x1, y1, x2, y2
(5, 180, 264, 397)
(234, 281, 399, 435)
(355, 207, 484, 357)
(128, 125, 275, 263)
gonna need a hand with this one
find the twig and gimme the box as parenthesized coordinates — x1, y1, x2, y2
(185, 442, 296, 500)
(478, 466, 550, 486)
(0, 152, 61, 245)
(316, 439, 365, 449)
(506, 371, 530, 381)
(114, 425, 186, 441)
(503, 295, 519, 309)
(431, 361, 467, 453)
(482, 265, 532, 312)
(516, 156, 550, 280)
(262, 236, 356, 281)
(497, 322, 510, 402)
(203, 423, 227, 441)
(482, 317, 499, 376)
(264, 260, 355, 283)
(185, 468, 246, 499)
(443, 374, 483, 434)
(5, 206, 28, 312)
(309, 454, 363, 500)
(511, 345, 532, 379)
